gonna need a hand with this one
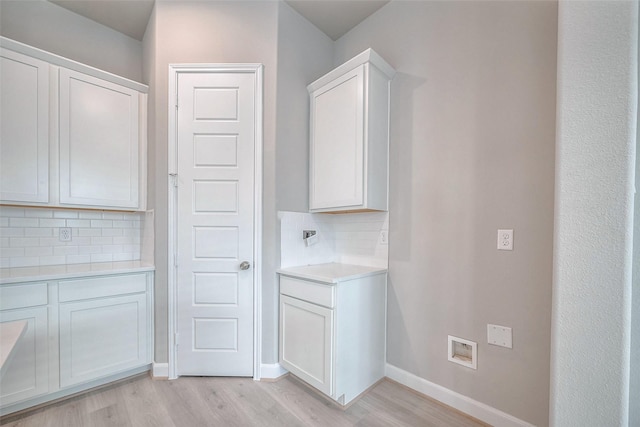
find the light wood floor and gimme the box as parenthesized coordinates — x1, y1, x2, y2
(1, 374, 489, 427)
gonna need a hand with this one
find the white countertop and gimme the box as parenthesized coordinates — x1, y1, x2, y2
(0, 320, 28, 379)
(277, 262, 387, 284)
(0, 261, 155, 285)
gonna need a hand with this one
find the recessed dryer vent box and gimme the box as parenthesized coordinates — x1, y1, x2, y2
(448, 335, 477, 370)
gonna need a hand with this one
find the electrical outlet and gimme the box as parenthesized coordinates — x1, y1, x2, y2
(379, 230, 388, 245)
(497, 229, 513, 250)
(59, 227, 72, 242)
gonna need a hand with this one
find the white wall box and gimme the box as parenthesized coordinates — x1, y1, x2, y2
(0, 37, 148, 211)
(0, 269, 153, 416)
(308, 49, 395, 213)
(278, 264, 387, 405)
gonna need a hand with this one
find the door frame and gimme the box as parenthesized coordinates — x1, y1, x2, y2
(167, 63, 263, 380)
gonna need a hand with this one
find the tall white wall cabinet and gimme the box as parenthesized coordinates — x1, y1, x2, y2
(0, 37, 147, 211)
(0, 268, 154, 416)
(308, 49, 395, 213)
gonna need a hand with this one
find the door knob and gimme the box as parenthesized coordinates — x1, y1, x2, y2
(240, 261, 251, 270)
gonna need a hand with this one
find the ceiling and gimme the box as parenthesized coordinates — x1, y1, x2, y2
(284, 1, 389, 40)
(48, 0, 390, 42)
(49, 0, 155, 41)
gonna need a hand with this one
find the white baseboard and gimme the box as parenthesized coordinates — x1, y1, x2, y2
(152, 362, 169, 379)
(385, 364, 535, 427)
(260, 363, 288, 380)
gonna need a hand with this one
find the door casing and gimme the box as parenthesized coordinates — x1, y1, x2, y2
(167, 63, 263, 380)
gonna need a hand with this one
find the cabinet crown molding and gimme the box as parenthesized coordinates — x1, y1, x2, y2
(0, 36, 148, 93)
(307, 48, 395, 93)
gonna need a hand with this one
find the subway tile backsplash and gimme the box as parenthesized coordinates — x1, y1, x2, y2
(0, 206, 144, 268)
(279, 210, 389, 269)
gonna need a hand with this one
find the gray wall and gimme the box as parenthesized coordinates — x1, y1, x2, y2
(142, 1, 280, 364)
(632, 6, 640, 422)
(0, 0, 143, 82)
(141, 3, 160, 360)
(334, 2, 557, 425)
(551, 1, 637, 425)
(275, 3, 333, 215)
(271, 3, 334, 362)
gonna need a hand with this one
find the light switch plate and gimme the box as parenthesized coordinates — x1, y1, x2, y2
(487, 324, 512, 348)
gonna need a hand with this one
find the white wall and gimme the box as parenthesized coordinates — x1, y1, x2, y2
(334, 2, 557, 425)
(551, 1, 637, 426)
(279, 211, 389, 269)
(0, 206, 144, 267)
(0, 0, 142, 82)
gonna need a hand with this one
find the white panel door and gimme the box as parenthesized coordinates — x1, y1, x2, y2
(59, 68, 139, 208)
(310, 65, 364, 210)
(176, 71, 256, 376)
(0, 48, 49, 203)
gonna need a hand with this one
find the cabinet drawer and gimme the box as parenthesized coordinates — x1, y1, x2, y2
(0, 283, 48, 310)
(279, 276, 335, 308)
(59, 274, 146, 302)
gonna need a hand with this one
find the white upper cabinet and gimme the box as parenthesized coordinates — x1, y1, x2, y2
(0, 37, 147, 211)
(0, 48, 50, 203)
(308, 49, 395, 213)
(59, 69, 139, 208)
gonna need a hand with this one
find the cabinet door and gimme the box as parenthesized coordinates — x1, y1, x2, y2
(0, 48, 49, 203)
(0, 307, 49, 406)
(58, 293, 147, 388)
(59, 68, 139, 208)
(279, 295, 333, 396)
(309, 65, 364, 211)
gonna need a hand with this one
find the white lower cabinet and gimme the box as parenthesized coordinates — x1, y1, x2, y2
(0, 270, 153, 415)
(0, 289, 49, 406)
(280, 295, 334, 395)
(278, 271, 386, 405)
(58, 274, 149, 388)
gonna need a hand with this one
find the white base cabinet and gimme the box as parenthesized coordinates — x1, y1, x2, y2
(0, 270, 153, 416)
(279, 269, 386, 405)
(280, 294, 334, 395)
(0, 291, 49, 407)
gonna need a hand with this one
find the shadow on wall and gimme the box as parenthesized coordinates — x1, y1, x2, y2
(388, 72, 425, 262)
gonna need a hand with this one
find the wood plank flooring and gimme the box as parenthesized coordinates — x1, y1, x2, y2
(1, 375, 489, 427)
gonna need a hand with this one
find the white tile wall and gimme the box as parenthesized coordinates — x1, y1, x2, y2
(0, 206, 145, 268)
(279, 210, 389, 269)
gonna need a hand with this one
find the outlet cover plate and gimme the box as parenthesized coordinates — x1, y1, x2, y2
(487, 324, 512, 348)
(497, 229, 513, 250)
(59, 227, 72, 242)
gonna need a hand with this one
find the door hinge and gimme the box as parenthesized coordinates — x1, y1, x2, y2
(175, 94, 179, 109)
(174, 332, 179, 347)
(173, 253, 178, 268)
(169, 173, 178, 188)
